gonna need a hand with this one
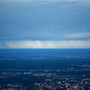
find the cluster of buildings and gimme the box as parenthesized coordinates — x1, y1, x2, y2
(34, 77, 90, 90)
(0, 68, 90, 90)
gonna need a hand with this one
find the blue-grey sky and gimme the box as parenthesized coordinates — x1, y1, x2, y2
(0, 0, 90, 48)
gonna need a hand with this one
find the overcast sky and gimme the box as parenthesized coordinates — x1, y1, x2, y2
(0, 0, 90, 48)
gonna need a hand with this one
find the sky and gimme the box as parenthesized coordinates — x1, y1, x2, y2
(0, 0, 90, 48)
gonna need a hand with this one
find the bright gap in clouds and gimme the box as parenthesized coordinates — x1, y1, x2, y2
(67, 33, 90, 38)
(1, 40, 90, 49)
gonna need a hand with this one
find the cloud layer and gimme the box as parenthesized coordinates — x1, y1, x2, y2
(0, 0, 90, 4)
(0, 40, 90, 49)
